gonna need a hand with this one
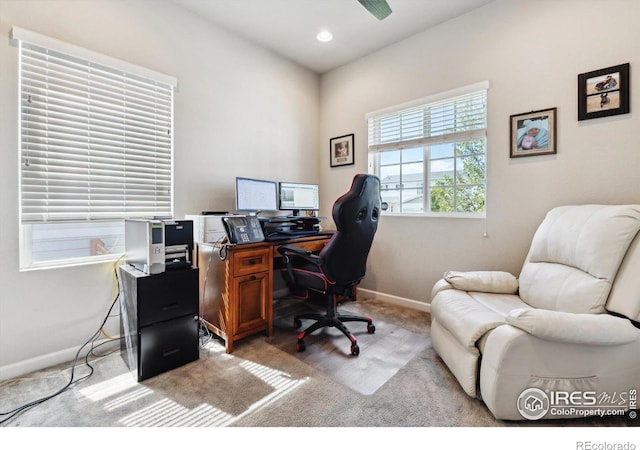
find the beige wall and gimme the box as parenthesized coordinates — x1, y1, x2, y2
(319, 0, 640, 308)
(2, 0, 640, 378)
(0, 0, 319, 376)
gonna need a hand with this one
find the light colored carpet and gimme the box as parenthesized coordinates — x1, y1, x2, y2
(0, 297, 632, 429)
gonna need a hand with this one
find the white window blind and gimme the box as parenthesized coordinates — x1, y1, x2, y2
(366, 81, 488, 152)
(12, 27, 176, 269)
(16, 30, 175, 223)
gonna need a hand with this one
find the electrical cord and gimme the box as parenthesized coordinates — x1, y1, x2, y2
(193, 236, 231, 354)
(198, 318, 214, 350)
(99, 256, 125, 340)
(0, 261, 124, 425)
(201, 235, 232, 305)
(217, 235, 233, 261)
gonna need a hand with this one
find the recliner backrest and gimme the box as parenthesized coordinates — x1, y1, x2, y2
(518, 205, 640, 314)
(606, 230, 640, 322)
(319, 174, 381, 286)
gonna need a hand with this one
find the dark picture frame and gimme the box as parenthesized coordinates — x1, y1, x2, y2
(330, 133, 355, 167)
(578, 63, 630, 121)
(510, 107, 557, 158)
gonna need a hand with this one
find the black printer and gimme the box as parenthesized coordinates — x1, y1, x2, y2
(163, 219, 194, 270)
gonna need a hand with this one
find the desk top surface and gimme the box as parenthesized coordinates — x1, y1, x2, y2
(197, 232, 333, 250)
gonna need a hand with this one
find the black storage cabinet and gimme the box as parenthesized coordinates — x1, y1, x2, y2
(119, 265, 199, 381)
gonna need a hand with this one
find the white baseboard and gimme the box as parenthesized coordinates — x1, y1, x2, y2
(0, 338, 120, 382)
(357, 288, 431, 313)
(276, 286, 430, 313)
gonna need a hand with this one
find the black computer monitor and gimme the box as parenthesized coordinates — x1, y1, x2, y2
(279, 181, 320, 216)
(235, 177, 278, 213)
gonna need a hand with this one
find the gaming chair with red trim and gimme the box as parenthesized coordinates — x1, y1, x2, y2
(278, 174, 381, 356)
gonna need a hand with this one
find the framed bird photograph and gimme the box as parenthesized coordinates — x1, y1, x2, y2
(578, 63, 630, 121)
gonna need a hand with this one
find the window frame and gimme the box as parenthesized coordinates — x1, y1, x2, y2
(12, 27, 177, 270)
(366, 82, 488, 218)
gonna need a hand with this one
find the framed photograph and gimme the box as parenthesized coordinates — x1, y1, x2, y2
(510, 108, 557, 158)
(330, 133, 354, 167)
(578, 63, 630, 121)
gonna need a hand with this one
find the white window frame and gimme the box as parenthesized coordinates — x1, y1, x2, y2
(366, 81, 489, 218)
(12, 27, 177, 270)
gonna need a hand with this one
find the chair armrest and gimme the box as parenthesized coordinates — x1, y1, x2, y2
(443, 270, 519, 294)
(506, 308, 640, 345)
(278, 244, 322, 266)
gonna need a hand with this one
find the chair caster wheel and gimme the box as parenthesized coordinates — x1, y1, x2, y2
(350, 343, 360, 356)
(296, 340, 306, 352)
(293, 318, 302, 329)
(367, 323, 375, 334)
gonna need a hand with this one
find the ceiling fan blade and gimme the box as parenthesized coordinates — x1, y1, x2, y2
(357, 0, 392, 20)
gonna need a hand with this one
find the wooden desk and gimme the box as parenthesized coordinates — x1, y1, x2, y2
(196, 234, 332, 353)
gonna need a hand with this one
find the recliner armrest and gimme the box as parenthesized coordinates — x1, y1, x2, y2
(431, 278, 453, 300)
(506, 308, 640, 346)
(443, 270, 519, 294)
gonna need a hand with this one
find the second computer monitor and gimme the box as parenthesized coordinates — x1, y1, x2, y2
(279, 182, 319, 216)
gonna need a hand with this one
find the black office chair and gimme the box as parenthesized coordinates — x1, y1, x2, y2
(278, 174, 381, 356)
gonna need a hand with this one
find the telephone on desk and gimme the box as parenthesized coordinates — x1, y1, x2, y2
(222, 215, 265, 244)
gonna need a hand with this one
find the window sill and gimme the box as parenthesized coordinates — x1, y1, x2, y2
(20, 253, 125, 272)
(381, 212, 485, 219)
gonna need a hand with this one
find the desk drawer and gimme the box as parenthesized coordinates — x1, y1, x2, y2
(233, 247, 270, 276)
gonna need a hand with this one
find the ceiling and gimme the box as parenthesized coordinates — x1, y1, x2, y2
(170, 0, 496, 74)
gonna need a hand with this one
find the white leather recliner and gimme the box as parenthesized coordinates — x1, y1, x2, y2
(430, 205, 640, 420)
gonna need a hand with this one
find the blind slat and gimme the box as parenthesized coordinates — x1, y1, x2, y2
(367, 88, 487, 153)
(18, 38, 174, 223)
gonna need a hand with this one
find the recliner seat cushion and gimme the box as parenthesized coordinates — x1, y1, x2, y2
(519, 205, 640, 313)
(430, 290, 527, 350)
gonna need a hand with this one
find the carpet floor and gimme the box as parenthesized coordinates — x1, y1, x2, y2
(0, 297, 634, 430)
(267, 297, 430, 395)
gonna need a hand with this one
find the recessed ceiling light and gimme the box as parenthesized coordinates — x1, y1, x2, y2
(316, 30, 333, 42)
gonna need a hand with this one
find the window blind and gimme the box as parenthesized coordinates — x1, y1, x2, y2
(17, 33, 175, 223)
(366, 82, 488, 153)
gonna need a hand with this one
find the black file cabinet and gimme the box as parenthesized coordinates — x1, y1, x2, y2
(119, 265, 199, 381)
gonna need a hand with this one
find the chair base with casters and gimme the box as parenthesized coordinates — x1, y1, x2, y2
(293, 292, 375, 355)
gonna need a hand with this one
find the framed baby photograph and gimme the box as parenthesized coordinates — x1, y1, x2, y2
(578, 63, 630, 121)
(330, 133, 354, 167)
(509, 108, 557, 158)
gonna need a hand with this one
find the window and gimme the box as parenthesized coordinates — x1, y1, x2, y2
(12, 27, 177, 269)
(367, 82, 488, 216)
